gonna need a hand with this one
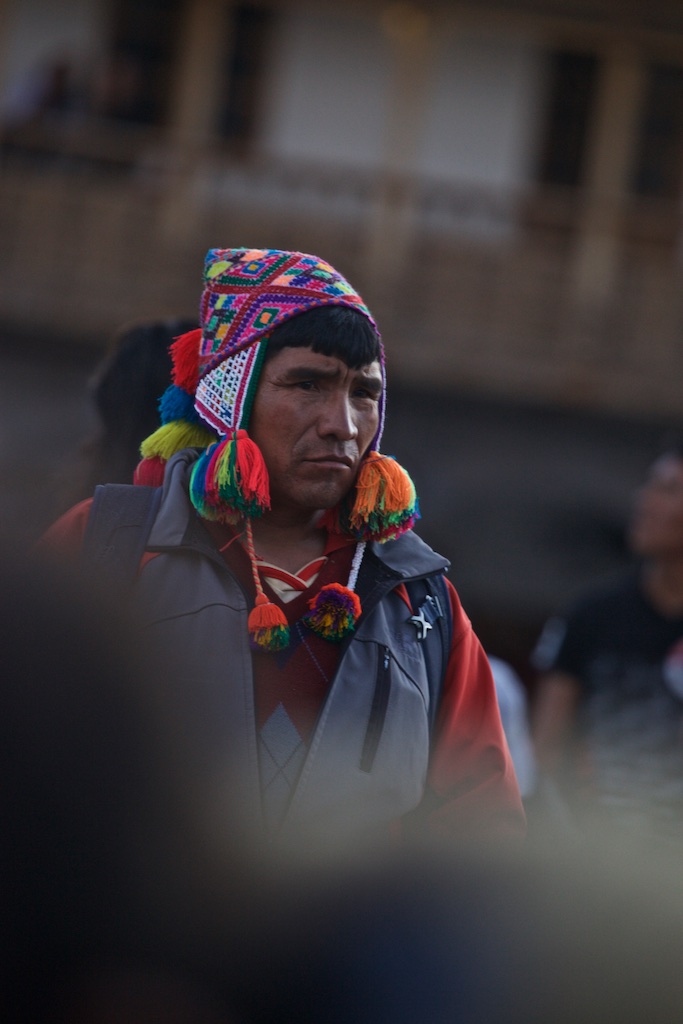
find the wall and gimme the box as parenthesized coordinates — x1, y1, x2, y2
(259, 8, 390, 170)
(419, 25, 546, 191)
(258, 10, 546, 195)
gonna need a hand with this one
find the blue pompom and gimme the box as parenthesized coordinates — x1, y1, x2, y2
(159, 384, 200, 425)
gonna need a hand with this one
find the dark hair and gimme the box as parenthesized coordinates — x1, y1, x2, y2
(92, 317, 196, 453)
(59, 317, 197, 508)
(263, 305, 381, 369)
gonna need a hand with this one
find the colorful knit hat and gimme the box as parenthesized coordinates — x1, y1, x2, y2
(137, 247, 419, 651)
(195, 248, 385, 444)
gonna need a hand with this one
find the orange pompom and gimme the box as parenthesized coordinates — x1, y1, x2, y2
(352, 451, 415, 522)
(247, 594, 289, 651)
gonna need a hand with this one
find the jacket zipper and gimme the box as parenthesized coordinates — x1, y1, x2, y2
(360, 646, 391, 773)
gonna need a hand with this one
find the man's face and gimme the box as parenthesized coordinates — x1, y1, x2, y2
(248, 346, 382, 519)
(628, 454, 683, 559)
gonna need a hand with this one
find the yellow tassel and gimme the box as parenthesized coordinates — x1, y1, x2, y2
(140, 420, 216, 462)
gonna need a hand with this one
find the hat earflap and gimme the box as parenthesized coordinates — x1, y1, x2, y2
(321, 451, 420, 543)
(188, 429, 270, 524)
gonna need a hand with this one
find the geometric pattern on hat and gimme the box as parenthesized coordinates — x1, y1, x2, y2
(195, 339, 265, 435)
(193, 246, 384, 439)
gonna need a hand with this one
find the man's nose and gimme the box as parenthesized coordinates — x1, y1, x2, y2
(318, 392, 357, 440)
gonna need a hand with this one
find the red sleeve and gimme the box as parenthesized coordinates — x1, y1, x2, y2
(421, 580, 526, 841)
(35, 499, 94, 558)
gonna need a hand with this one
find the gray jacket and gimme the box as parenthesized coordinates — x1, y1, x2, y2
(135, 449, 450, 845)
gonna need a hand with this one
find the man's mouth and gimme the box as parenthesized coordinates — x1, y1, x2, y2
(304, 455, 354, 469)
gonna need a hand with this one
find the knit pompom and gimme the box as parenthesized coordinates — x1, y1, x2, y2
(188, 446, 228, 521)
(230, 430, 270, 509)
(140, 419, 217, 463)
(303, 583, 361, 641)
(170, 328, 202, 393)
(188, 431, 270, 523)
(322, 451, 419, 542)
(248, 593, 290, 651)
(133, 456, 166, 487)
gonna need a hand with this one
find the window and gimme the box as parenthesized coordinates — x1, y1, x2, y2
(101, 0, 183, 124)
(632, 62, 683, 199)
(219, 3, 274, 147)
(537, 50, 598, 187)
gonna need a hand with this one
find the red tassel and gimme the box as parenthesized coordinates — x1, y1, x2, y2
(233, 430, 270, 507)
(171, 329, 202, 394)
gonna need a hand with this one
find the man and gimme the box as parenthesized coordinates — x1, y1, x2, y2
(532, 446, 683, 844)
(43, 246, 523, 848)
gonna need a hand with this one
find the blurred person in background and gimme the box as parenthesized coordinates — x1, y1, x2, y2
(41, 246, 524, 853)
(58, 316, 195, 508)
(532, 445, 683, 847)
(488, 655, 537, 802)
(0, 54, 80, 150)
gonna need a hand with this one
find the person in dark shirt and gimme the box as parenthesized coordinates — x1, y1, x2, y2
(532, 446, 683, 844)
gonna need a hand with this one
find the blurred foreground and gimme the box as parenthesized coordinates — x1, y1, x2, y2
(5, 546, 683, 1022)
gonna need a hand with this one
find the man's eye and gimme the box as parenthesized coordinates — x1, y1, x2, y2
(294, 379, 315, 390)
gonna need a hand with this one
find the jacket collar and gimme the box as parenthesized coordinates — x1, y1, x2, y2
(147, 448, 208, 551)
(148, 448, 450, 580)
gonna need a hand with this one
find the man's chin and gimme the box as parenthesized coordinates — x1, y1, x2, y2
(314, 490, 352, 513)
(268, 483, 353, 518)
(303, 483, 354, 514)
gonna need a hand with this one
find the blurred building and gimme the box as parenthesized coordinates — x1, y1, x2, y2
(2, 0, 683, 418)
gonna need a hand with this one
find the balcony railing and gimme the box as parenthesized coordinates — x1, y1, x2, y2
(2, 129, 682, 418)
